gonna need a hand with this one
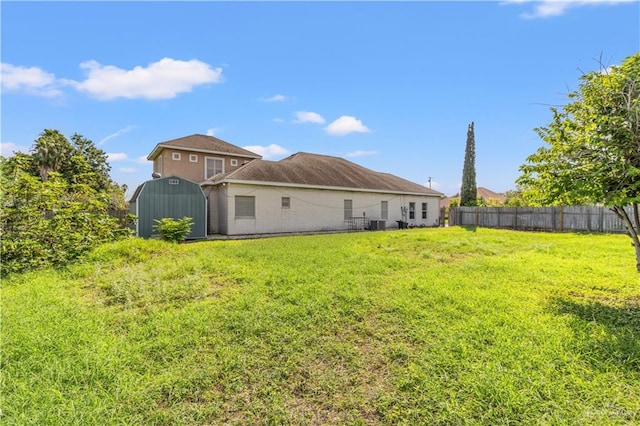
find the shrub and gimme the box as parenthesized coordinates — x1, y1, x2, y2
(0, 170, 130, 275)
(153, 217, 194, 243)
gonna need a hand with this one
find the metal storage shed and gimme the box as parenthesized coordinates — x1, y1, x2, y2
(129, 175, 207, 239)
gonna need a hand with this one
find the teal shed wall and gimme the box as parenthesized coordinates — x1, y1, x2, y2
(131, 176, 207, 239)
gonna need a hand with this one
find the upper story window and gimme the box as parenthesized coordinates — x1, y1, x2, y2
(172, 152, 181, 161)
(205, 157, 224, 179)
(189, 154, 198, 163)
(230, 159, 238, 167)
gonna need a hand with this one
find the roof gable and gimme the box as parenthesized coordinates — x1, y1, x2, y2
(147, 134, 262, 160)
(205, 152, 443, 196)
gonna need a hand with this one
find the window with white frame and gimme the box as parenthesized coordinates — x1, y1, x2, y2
(172, 152, 181, 161)
(231, 159, 238, 166)
(205, 157, 224, 179)
(381, 201, 388, 220)
(409, 202, 416, 219)
(235, 196, 255, 219)
(189, 154, 198, 163)
(281, 197, 290, 209)
(422, 202, 428, 219)
(344, 199, 353, 220)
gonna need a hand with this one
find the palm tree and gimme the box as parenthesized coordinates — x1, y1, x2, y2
(31, 129, 71, 181)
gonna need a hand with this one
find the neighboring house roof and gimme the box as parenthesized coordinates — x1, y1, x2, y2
(440, 186, 507, 208)
(147, 134, 262, 160)
(203, 152, 444, 196)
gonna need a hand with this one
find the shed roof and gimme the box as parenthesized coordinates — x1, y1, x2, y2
(147, 134, 262, 160)
(204, 152, 443, 196)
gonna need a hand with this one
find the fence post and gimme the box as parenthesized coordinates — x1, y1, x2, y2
(475, 207, 479, 226)
(559, 206, 563, 231)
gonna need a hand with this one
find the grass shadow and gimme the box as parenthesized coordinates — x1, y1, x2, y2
(551, 296, 640, 372)
(462, 226, 478, 232)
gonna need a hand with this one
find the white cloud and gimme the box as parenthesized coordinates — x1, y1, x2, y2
(99, 125, 135, 145)
(0, 142, 30, 157)
(1, 63, 63, 97)
(346, 150, 378, 158)
(260, 94, 287, 102)
(137, 155, 152, 164)
(207, 128, 222, 137)
(293, 111, 325, 124)
(325, 115, 370, 136)
(119, 167, 138, 174)
(242, 144, 290, 160)
(107, 152, 128, 161)
(504, 0, 636, 18)
(73, 58, 223, 100)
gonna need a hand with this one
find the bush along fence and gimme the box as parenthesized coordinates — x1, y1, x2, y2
(448, 206, 634, 234)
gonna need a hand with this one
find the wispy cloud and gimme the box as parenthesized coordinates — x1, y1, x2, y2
(504, 0, 636, 19)
(0, 142, 30, 157)
(1, 63, 64, 97)
(293, 111, 325, 124)
(424, 179, 440, 190)
(107, 152, 128, 161)
(73, 58, 223, 100)
(325, 115, 370, 136)
(346, 150, 378, 158)
(99, 125, 135, 145)
(137, 155, 151, 164)
(260, 94, 288, 102)
(242, 144, 290, 160)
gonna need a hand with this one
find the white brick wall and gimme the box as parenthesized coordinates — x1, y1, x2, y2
(208, 183, 440, 235)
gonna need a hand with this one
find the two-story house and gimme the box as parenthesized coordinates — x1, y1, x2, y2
(147, 134, 262, 183)
(134, 133, 444, 237)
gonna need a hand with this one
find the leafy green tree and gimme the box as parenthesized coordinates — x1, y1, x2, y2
(460, 122, 478, 206)
(503, 188, 528, 207)
(518, 53, 640, 271)
(1, 129, 131, 274)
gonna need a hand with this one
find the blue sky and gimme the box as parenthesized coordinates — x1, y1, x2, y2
(2, 1, 638, 198)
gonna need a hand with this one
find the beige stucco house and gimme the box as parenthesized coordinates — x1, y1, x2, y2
(147, 134, 262, 183)
(143, 134, 444, 236)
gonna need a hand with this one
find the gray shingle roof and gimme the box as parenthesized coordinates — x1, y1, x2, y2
(204, 152, 443, 196)
(147, 134, 262, 160)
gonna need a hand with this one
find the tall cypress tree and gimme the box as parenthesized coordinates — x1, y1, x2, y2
(460, 122, 477, 206)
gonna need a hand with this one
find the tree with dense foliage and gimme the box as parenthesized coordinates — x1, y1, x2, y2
(460, 122, 478, 206)
(518, 53, 640, 272)
(1, 130, 130, 274)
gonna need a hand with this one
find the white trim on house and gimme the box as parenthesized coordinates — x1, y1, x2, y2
(148, 145, 261, 161)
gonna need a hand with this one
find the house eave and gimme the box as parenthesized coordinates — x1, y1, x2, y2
(201, 178, 442, 197)
(147, 144, 262, 161)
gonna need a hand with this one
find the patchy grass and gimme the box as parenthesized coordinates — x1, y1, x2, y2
(2, 227, 639, 424)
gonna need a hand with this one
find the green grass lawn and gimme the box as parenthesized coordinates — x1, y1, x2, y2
(2, 227, 639, 425)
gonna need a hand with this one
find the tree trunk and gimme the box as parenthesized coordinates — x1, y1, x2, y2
(612, 204, 640, 272)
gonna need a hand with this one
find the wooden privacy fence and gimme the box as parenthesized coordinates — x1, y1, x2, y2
(449, 206, 633, 234)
